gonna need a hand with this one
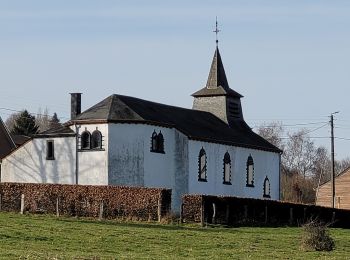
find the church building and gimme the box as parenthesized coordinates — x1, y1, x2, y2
(1, 45, 281, 211)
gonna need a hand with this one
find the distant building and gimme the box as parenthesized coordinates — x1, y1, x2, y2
(316, 167, 350, 209)
(1, 45, 281, 212)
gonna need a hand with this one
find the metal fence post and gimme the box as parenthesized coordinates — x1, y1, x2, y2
(157, 197, 161, 222)
(20, 194, 25, 214)
(56, 197, 60, 217)
(99, 200, 104, 221)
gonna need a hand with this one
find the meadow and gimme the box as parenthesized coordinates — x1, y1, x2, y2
(0, 212, 349, 259)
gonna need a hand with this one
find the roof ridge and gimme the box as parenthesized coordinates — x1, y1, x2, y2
(106, 95, 115, 120)
(109, 94, 144, 120)
(114, 94, 222, 116)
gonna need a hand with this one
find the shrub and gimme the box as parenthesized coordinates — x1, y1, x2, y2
(300, 219, 335, 251)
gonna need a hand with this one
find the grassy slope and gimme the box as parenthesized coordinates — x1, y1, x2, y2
(0, 213, 349, 259)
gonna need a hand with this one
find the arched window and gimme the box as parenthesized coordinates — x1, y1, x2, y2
(263, 176, 271, 198)
(81, 131, 91, 149)
(150, 130, 165, 153)
(198, 148, 207, 181)
(151, 131, 158, 152)
(157, 131, 164, 153)
(246, 154, 254, 187)
(91, 130, 102, 149)
(223, 152, 231, 184)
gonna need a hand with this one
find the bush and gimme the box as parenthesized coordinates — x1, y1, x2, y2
(301, 219, 335, 251)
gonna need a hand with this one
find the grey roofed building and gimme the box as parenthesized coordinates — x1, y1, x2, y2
(65, 93, 280, 153)
(0, 42, 282, 209)
(61, 45, 281, 153)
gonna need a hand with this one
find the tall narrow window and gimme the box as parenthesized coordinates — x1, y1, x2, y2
(246, 155, 254, 187)
(263, 176, 271, 198)
(46, 140, 55, 160)
(151, 131, 158, 152)
(157, 131, 164, 153)
(91, 130, 102, 149)
(223, 152, 231, 184)
(81, 131, 91, 149)
(198, 148, 207, 181)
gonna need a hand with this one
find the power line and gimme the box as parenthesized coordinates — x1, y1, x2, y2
(280, 136, 330, 140)
(0, 107, 69, 121)
(251, 121, 328, 129)
(335, 137, 350, 141)
(303, 123, 329, 135)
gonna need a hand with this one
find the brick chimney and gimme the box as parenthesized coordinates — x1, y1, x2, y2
(70, 93, 82, 120)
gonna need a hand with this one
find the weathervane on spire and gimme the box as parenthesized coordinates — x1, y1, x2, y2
(213, 16, 220, 46)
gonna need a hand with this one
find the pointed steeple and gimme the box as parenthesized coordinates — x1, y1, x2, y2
(192, 26, 245, 127)
(206, 46, 230, 90)
(192, 46, 242, 98)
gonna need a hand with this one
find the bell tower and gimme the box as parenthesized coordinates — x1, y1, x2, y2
(192, 20, 245, 127)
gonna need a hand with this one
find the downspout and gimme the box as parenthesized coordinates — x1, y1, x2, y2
(279, 152, 282, 201)
(75, 123, 79, 185)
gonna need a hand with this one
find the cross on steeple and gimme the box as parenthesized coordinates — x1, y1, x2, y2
(213, 17, 220, 46)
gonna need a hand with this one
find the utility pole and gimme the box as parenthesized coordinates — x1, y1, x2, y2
(330, 111, 339, 208)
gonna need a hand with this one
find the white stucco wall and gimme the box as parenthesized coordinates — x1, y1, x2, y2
(1, 120, 280, 211)
(1, 136, 76, 184)
(188, 140, 280, 200)
(107, 123, 189, 211)
(73, 124, 108, 185)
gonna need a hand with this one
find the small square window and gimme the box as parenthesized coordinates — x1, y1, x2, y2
(46, 140, 55, 160)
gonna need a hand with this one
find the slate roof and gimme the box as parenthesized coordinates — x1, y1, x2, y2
(192, 47, 243, 98)
(11, 135, 30, 147)
(0, 117, 16, 159)
(69, 94, 281, 153)
(35, 125, 75, 138)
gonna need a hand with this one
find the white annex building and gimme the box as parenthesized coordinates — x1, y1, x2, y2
(1, 45, 281, 211)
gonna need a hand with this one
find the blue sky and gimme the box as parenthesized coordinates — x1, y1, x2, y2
(1, 0, 350, 159)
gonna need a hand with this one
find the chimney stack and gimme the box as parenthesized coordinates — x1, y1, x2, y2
(70, 93, 82, 120)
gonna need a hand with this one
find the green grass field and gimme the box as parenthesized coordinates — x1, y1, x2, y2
(0, 212, 350, 259)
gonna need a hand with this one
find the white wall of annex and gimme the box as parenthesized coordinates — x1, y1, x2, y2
(73, 123, 109, 185)
(108, 124, 175, 188)
(107, 123, 188, 211)
(1, 137, 76, 184)
(188, 140, 280, 200)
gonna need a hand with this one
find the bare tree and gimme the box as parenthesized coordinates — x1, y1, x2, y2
(256, 121, 284, 150)
(257, 123, 328, 204)
(282, 129, 316, 179)
(313, 147, 331, 184)
(35, 108, 51, 132)
(5, 112, 20, 132)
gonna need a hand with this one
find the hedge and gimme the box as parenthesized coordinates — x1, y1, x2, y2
(0, 183, 171, 221)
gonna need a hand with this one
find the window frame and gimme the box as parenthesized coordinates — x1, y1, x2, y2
(46, 140, 55, 160)
(263, 176, 271, 198)
(80, 131, 91, 150)
(223, 152, 231, 185)
(198, 147, 207, 182)
(150, 130, 165, 154)
(91, 130, 103, 149)
(150, 131, 158, 152)
(246, 154, 254, 187)
(157, 131, 165, 153)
